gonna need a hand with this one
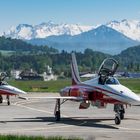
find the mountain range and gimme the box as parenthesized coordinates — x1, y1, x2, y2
(2, 19, 140, 54)
(3, 21, 94, 40)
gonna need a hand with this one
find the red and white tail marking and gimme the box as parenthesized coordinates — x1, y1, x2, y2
(71, 53, 81, 85)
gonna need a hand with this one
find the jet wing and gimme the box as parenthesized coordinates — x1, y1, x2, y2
(18, 96, 83, 101)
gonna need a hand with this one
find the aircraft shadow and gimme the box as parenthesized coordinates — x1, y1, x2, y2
(3, 116, 119, 129)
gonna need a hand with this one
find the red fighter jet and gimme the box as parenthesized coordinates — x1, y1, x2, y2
(0, 73, 26, 105)
(23, 53, 140, 125)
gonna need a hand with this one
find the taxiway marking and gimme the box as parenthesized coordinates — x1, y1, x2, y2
(13, 99, 140, 133)
(14, 100, 69, 117)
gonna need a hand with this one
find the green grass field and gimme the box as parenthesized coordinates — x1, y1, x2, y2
(0, 50, 15, 56)
(8, 78, 140, 93)
(0, 135, 82, 140)
(8, 79, 71, 92)
(119, 78, 140, 93)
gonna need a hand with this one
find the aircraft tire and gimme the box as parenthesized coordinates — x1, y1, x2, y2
(7, 101, 10, 106)
(115, 115, 121, 125)
(120, 112, 124, 120)
(55, 111, 60, 121)
(0, 96, 3, 103)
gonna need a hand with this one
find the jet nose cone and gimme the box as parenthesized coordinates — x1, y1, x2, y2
(134, 96, 140, 105)
(8, 85, 27, 95)
(14, 87, 27, 94)
(17, 88, 27, 94)
(128, 92, 140, 105)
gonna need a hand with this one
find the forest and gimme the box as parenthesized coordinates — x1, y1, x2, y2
(0, 36, 140, 77)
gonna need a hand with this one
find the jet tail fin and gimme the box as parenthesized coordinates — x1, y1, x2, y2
(71, 53, 81, 85)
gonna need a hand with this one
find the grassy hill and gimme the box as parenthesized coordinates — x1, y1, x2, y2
(0, 36, 58, 54)
(115, 45, 140, 71)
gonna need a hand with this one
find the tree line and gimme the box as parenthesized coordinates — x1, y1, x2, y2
(0, 36, 140, 77)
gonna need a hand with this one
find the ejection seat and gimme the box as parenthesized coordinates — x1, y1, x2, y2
(98, 58, 119, 85)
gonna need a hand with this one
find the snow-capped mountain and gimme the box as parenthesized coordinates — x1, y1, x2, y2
(4, 24, 34, 40)
(2, 19, 140, 54)
(28, 25, 138, 54)
(106, 19, 140, 41)
(3, 19, 140, 41)
(3, 21, 94, 40)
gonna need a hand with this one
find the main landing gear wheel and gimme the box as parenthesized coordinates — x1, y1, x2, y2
(55, 111, 60, 121)
(7, 101, 10, 106)
(115, 114, 121, 125)
(54, 99, 61, 121)
(54, 98, 68, 121)
(0, 95, 3, 103)
(6, 95, 10, 106)
(120, 111, 124, 120)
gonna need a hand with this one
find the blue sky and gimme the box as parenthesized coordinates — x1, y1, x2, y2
(0, 0, 140, 33)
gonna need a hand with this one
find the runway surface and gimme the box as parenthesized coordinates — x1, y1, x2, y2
(0, 92, 140, 140)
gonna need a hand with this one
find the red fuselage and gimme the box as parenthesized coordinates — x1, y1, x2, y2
(60, 85, 122, 106)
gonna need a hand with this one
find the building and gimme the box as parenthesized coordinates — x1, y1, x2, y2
(41, 65, 57, 81)
(11, 70, 22, 80)
(11, 66, 57, 81)
(19, 69, 43, 80)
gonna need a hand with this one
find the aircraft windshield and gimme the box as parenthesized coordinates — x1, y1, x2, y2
(105, 77, 120, 85)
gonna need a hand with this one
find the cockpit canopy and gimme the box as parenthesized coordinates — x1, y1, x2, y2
(98, 58, 119, 77)
(105, 77, 120, 85)
(98, 58, 119, 85)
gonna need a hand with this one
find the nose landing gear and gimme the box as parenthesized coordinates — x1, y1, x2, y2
(114, 104, 125, 125)
(0, 95, 3, 104)
(6, 95, 10, 106)
(0, 95, 10, 105)
(115, 114, 121, 125)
